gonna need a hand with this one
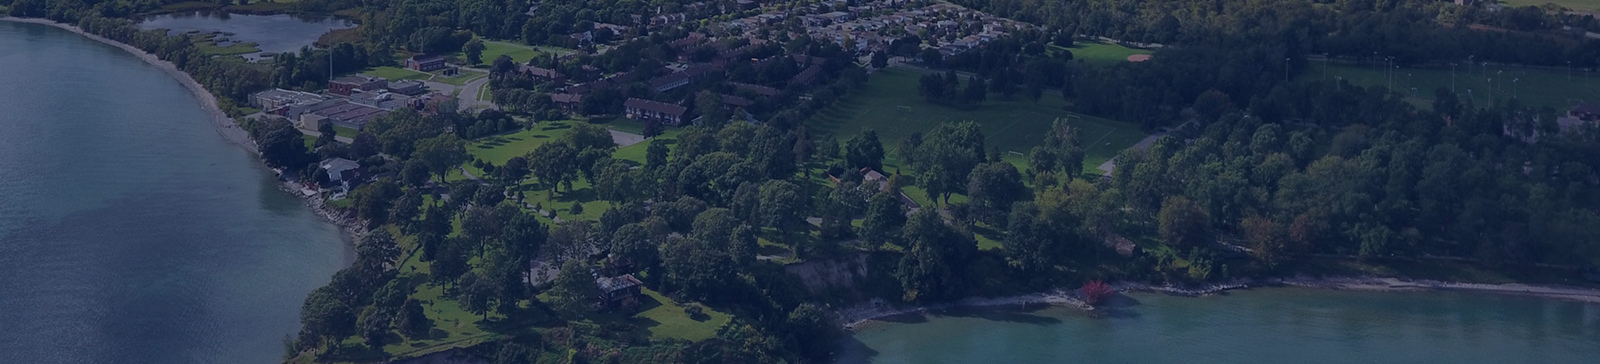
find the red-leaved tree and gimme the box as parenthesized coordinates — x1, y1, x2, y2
(1081, 280, 1114, 306)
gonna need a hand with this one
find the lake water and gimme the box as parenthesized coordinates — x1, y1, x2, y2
(840, 288, 1600, 364)
(0, 21, 350, 364)
(138, 10, 354, 60)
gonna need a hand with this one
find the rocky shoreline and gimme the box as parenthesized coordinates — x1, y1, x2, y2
(2, 16, 367, 241)
(837, 276, 1600, 329)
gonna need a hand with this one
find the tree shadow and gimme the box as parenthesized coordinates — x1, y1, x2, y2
(938, 305, 1063, 325)
(832, 335, 882, 364)
(540, 123, 572, 131)
(1094, 294, 1144, 320)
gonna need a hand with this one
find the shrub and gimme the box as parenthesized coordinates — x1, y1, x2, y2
(1081, 280, 1114, 306)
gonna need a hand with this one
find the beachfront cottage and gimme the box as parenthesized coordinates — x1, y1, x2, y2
(319, 157, 363, 193)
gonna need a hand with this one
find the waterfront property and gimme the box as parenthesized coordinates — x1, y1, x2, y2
(318, 157, 363, 192)
(623, 98, 689, 125)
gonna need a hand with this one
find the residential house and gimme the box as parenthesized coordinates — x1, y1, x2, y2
(624, 98, 689, 125)
(648, 64, 721, 92)
(550, 93, 583, 114)
(1571, 102, 1600, 121)
(319, 157, 363, 192)
(405, 54, 446, 71)
(519, 65, 567, 84)
(719, 94, 753, 110)
(329, 75, 387, 96)
(596, 274, 643, 307)
(791, 64, 823, 86)
(730, 82, 781, 98)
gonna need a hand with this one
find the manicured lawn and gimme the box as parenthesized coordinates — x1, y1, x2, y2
(194, 39, 260, 56)
(364, 66, 431, 81)
(1314, 62, 1600, 111)
(808, 68, 1147, 177)
(479, 40, 544, 66)
(466, 122, 576, 166)
(631, 288, 731, 342)
(334, 125, 359, 139)
(1053, 40, 1152, 67)
(435, 69, 487, 86)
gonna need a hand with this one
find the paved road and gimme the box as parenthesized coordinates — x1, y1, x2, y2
(454, 67, 495, 111)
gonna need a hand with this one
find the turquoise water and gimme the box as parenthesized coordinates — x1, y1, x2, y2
(840, 288, 1600, 363)
(0, 21, 349, 364)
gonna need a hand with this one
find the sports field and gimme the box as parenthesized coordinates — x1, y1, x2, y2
(809, 68, 1147, 176)
(1052, 41, 1153, 67)
(1314, 62, 1600, 111)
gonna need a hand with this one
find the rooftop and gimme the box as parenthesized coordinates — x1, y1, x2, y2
(624, 98, 687, 116)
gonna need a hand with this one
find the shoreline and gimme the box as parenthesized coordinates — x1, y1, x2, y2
(1, 16, 258, 153)
(838, 276, 1600, 329)
(2, 16, 367, 241)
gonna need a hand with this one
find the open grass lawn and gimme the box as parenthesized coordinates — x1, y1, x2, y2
(630, 289, 731, 342)
(479, 40, 544, 66)
(809, 68, 1147, 177)
(194, 39, 260, 56)
(1053, 41, 1153, 67)
(1501, 0, 1600, 12)
(1314, 62, 1600, 111)
(435, 69, 487, 86)
(364, 66, 431, 81)
(334, 125, 359, 139)
(466, 121, 575, 166)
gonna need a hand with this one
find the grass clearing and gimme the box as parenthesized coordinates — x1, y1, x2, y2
(479, 40, 545, 66)
(630, 288, 731, 342)
(809, 68, 1147, 177)
(1054, 41, 1152, 67)
(364, 66, 431, 81)
(1314, 62, 1600, 111)
(334, 125, 359, 139)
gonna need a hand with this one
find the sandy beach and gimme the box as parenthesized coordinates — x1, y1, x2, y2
(1, 16, 258, 153)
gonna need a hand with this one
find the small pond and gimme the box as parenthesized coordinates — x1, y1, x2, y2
(138, 10, 355, 61)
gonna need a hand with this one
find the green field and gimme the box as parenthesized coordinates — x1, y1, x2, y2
(809, 68, 1147, 177)
(188, 32, 260, 56)
(364, 66, 431, 81)
(479, 40, 544, 66)
(466, 122, 572, 166)
(630, 289, 731, 341)
(1314, 62, 1600, 111)
(1501, 0, 1600, 12)
(1053, 41, 1153, 67)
